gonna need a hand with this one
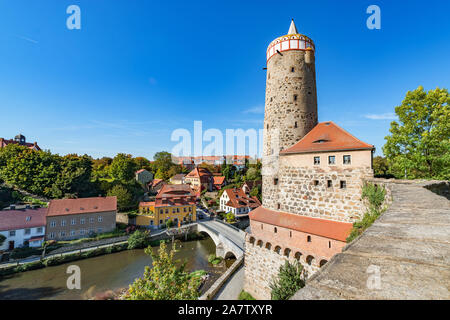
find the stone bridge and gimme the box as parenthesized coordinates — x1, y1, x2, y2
(292, 180, 450, 300)
(194, 220, 245, 259)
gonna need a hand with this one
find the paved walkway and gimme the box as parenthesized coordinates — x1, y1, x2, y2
(214, 265, 244, 300)
(293, 181, 450, 300)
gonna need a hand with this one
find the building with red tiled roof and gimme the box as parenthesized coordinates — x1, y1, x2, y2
(135, 169, 153, 186)
(213, 176, 226, 190)
(0, 207, 47, 251)
(136, 184, 197, 229)
(148, 178, 166, 194)
(242, 180, 262, 194)
(0, 134, 41, 151)
(184, 166, 213, 192)
(219, 188, 261, 217)
(46, 197, 117, 241)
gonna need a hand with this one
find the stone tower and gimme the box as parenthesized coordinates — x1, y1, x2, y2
(262, 20, 318, 209)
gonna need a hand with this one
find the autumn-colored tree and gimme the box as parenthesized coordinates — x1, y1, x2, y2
(125, 241, 201, 300)
(383, 86, 449, 179)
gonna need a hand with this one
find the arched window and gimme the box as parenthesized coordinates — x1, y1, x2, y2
(249, 237, 255, 245)
(274, 246, 281, 254)
(319, 259, 328, 267)
(274, 227, 277, 233)
(306, 255, 314, 265)
(257, 240, 263, 247)
(284, 248, 291, 257)
(265, 242, 272, 250)
(307, 235, 312, 242)
(294, 252, 302, 261)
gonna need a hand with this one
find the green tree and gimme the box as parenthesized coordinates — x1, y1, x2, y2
(245, 167, 260, 181)
(270, 260, 305, 300)
(107, 184, 134, 211)
(134, 157, 151, 170)
(372, 156, 390, 178)
(127, 230, 150, 249)
(383, 86, 450, 179)
(0, 234, 6, 247)
(109, 154, 137, 183)
(51, 154, 95, 198)
(125, 241, 201, 300)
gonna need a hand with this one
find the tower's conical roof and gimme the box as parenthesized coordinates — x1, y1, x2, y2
(288, 19, 298, 34)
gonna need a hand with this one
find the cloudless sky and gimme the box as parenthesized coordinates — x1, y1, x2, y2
(0, 0, 449, 159)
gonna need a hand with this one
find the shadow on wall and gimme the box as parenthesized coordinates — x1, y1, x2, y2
(425, 182, 450, 200)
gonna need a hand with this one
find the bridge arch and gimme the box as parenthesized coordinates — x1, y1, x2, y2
(195, 221, 243, 259)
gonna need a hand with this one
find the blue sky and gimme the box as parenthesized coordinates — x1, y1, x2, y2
(0, 0, 449, 159)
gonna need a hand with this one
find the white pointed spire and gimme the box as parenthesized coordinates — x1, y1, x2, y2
(288, 19, 298, 35)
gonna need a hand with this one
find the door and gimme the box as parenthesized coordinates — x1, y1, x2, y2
(8, 241, 14, 250)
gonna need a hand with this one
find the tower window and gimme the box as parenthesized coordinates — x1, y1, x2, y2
(307, 235, 312, 242)
(274, 178, 278, 185)
(267, 124, 269, 130)
(277, 203, 281, 210)
(340, 181, 347, 189)
(291, 67, 295, 72)
(313, 180, 319, 186)
(293, 94, 298, 101)
(294, 121, 298, 128)
(314, 156, 320, 165)
(274, 227, 277, 233)
(327, 180, 332, 188)
(328, 241, 332, 248)
(328, 156, 336, 165)
(343, 155, 351, 165)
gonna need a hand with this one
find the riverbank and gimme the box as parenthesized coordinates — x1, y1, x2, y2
(0, 237, 223, 300)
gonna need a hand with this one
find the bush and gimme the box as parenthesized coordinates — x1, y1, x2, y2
(10, 247, 42, 260)
(127, 230, 150, 249)
(207, 254, 222, 265)
(347, 182, 387, 243)
(238, 290, 256, 300)
(166, 219, 174, 228)
(270, 260, 305, 300)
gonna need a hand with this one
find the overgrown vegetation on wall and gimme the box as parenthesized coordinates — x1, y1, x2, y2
(346, 182, 387, 243)
(269, 260, 306, 300)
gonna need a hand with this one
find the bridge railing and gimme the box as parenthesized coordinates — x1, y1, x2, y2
(198, 221, 244, 252)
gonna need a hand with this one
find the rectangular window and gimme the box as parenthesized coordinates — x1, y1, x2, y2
(98, 216, 103, 222)
(71, 219, 76, 225)
(80, 218, 85, 225)
(340, 181, 347, 189)
(37, 227, 43, 233)
(97, 228, 102, 233)
(60, 231, 66, 237)
(50, 221, 56, 228)
(328, 156, 336, 165)
(343, 155, 351, 165)
(70, 230, 75, 236)
(25, 229, 31, 235)
(327, 180, 332, 188)
(79, 230, 85, 235)
(89, 217, 94, 223)
(314, 156, 320, 165)
(49, 232, 55, 239)
(9, 230, 16, 237)
(313, 180, 319, 186)
(274, 178, 279, 185)
(293, 94, 298, 101)
(61, 220, 66, 227)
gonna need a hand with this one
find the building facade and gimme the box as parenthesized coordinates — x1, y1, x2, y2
(0, 207, 47, 251)
(244, 20, 374, 299)
(184, 167, 213, 192)
(0, 134, 41, 151)
(45, 197, 117, 241)
(136, 184, 196, 229)
(219, 188, 261, 217)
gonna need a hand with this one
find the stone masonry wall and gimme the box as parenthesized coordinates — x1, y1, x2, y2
(275, 165, 374, 223)
(243, 233, 319, 300)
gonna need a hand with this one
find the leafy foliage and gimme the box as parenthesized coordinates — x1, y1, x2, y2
(270, 260, 305, 300)
(109, 154, 137, 183)
(125, 241, 201, 300)
(238, 290, 256, 300)
(127, 229, 151, 249)
(383, 86, 450, 180)
(347, 182, 387, 243)
(0, 234, 6, 247)
(107, 184, 135, 212)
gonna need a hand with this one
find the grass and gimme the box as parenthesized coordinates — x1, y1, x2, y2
(238, 290, 256, 300)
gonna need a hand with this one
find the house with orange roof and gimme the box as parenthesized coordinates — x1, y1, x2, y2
(136, 184, 197, 229)
(45, 196, 117, 241)
(219, 188, 261, 217)
(213, 176, 226, 190)
(148, 178, 166, 194)
(184, 166, 213, 192)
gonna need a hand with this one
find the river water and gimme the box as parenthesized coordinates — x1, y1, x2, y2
(0, 238, 225, 300)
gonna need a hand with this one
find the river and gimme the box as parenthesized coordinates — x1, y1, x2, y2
(0, 238, 226, 300)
